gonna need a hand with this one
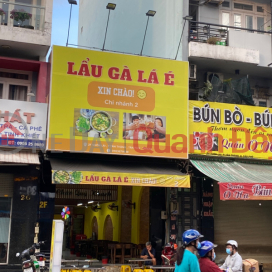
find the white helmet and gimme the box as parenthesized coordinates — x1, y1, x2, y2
(226, 240, 238, 248)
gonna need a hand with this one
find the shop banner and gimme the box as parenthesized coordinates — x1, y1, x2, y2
(47, 46, 188, 158)
(189, 101, 272, 160)
(52, 170, 190, 188)
(219, 182, 272, 200)
(0, 100, 47, 149)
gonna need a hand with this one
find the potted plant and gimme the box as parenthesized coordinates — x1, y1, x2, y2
(0, 8, 6, 25)
(0, 8, 5, 17)
(218, 28, 227, 37)
(10, 9, 32, 27)
(207, 37, 220, 45)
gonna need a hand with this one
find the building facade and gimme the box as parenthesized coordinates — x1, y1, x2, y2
(188, 0, 272, 264)
(77, 0, 272, 265)
(0, 0, 53, 268)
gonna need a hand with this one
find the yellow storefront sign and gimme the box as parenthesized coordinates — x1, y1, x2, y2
(47, 46, 188, 158)
(189, 100, 272, 160)
(52, 170, 190, 188)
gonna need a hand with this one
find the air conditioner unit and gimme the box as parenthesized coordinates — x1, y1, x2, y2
(206, 72, 224, 83)
(189, 64, 197, 80)
(208, 0, 225, 5)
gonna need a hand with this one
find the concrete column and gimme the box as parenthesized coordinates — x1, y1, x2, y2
(36, 62, 47, 103)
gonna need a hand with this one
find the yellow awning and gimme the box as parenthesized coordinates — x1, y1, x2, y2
(50, 157, 190, 188)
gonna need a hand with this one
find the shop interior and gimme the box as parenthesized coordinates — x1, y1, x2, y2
(53, 185, 166, 264)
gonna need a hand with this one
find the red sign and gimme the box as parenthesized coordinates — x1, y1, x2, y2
(219, 183, 272, 200)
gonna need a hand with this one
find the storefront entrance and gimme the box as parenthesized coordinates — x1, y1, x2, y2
(0, 198, 12, 264)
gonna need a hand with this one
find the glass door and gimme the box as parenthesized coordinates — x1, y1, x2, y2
(246, 15, 253, 32)
(234, 14, 242, 30)
(0, 198, 12, 264)
(257, 17, 265, 33)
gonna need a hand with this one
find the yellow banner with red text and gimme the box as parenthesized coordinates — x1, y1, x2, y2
(47, 46, 188, 158)
(52, 170, 190, 188)
(189, 100, 272, 160)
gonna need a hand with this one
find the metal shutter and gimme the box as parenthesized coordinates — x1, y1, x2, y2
(214, 180, 272, 246)
(0, 174, 13, 197)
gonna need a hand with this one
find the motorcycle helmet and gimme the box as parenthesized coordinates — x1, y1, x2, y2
(182, 229, 203, 245)
(198, 241, 217, 257)
(226, 240, 238, 249)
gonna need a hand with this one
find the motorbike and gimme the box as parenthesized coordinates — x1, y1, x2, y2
(161, 242, 177, 265)
(16, 241, 47, 272)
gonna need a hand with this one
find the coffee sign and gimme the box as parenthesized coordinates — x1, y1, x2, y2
(0, 100, 47, 149)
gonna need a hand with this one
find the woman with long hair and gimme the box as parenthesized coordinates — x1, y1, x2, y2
(175, 229, 203, 272)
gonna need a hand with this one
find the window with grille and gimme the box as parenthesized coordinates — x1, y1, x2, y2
(222, 1, 230, 8)
(257, 6, 264, 13)
(234, 3, 253, 11)
(0, 69, 32, 101)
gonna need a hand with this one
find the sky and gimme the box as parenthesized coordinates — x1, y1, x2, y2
(51, 0, 79, 46)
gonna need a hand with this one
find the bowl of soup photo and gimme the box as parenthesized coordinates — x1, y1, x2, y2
(90, 111, 116, 133)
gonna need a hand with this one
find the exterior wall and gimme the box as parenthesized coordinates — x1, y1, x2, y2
(78, 0, 184, 60)
(196, 1, 272, 67)
(84, 186, 122, 241)
(139, 187, 150, 244)
(189, 42, 259, 64)
(84, 186, 145, 243)
(0, 0, 52, 47)
(120, 186, 132, 243)
(0, 57, 50, 103)
(131, 186, 142, 244)
(228, 30, 272, 67)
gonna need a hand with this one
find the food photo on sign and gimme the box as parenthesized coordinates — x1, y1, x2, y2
(123, 113, 166, 142)
(74, 108, 119, 139)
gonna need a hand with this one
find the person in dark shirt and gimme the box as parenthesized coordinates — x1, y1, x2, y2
(198, 241, 222, 272)
(140, 241, 156, 265)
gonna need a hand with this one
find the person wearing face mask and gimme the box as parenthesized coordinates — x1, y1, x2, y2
(220, 240, 242, 272)
(198, 241, 221, 272)
(174, 229, 203, 272)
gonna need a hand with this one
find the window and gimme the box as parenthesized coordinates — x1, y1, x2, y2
(0, 72, 29, 80)
(0, 198, 12, 264)
(0, 69, 32, 101)
(246, 15, 253, 32)
(257, 17, 265, 31)
(8, 85, 27, 101)
(14, 0, 32, 27)
(234, 3, 253, 11)
(222, 12, 230, 26)
(222, 1, 230, 8)
(259, 101, 267, 107)
(234, 14, 242, 28)
(257, 6, 264, 13)
(0, 0, 9, 26)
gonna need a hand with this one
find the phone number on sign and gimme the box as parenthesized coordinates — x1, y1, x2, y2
(4, 140, 45, 148)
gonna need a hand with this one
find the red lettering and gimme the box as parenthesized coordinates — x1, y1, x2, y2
(108, 67, 119, 80)
(67, 62, 78, 75)
(137, 70, 147, 83)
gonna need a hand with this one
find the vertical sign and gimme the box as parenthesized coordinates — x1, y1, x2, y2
(49, 220, 64, 272)
(201, 179, 214, 242)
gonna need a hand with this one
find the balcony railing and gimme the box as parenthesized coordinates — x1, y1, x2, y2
(0, 1, 45, 31)
(189, 21, 271, 45)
